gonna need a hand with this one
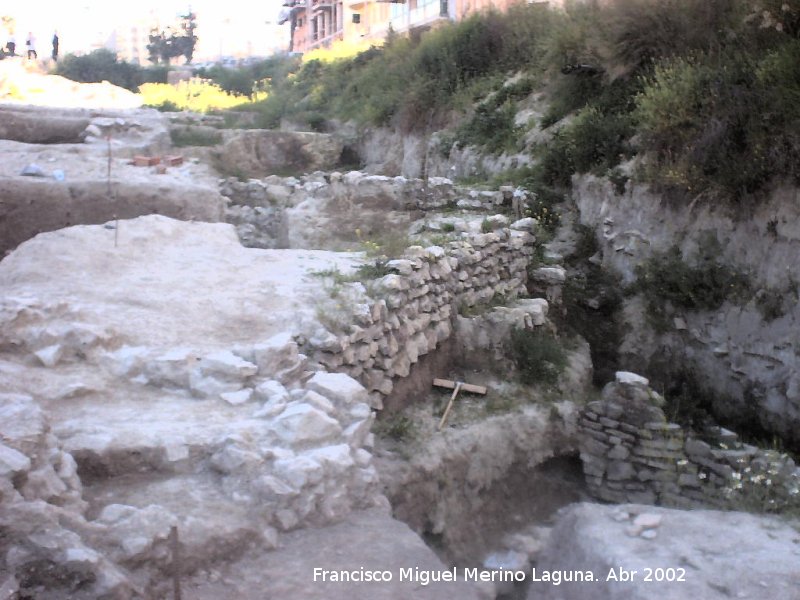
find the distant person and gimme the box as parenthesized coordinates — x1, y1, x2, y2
(26, 32, 36, 60)
(6, 34, 15, 56)
(51, 32, 58, 61)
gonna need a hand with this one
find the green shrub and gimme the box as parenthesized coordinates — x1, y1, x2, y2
(480, 218, 501, 233)
(633, 244, 751, 329)
(636, 38, 800, 198)
(373, 414, 416, 441)
(152, 100, 180, 112)
(569, 107, 634, 174)
(755, 288, 787, 321)
(509, 328, 567, 385)
(607, 168, 629, 195)
(169, 127, 223, 147)
(353, 260, 393, 280)
(140, 80, 251, 113)
(542, 73, 604, 127)
(56, 49, 162, 91)
(455, 101, 520, 153)
(250, 6, 553, 131)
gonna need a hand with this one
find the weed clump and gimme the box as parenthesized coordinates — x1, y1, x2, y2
(508, 328, 567, 386)
(633, 244, 751, 330)
(374, 414, 416, 441)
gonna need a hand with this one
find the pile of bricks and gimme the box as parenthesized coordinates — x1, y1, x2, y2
(132, 155, 184, 168)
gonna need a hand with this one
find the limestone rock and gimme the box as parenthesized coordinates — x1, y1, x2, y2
(615, 371, 649, 387)
(271, 403, 342, 444)
(306, 372, 369, 407)
(531, 503, 800, 600)
(530, 266, 566, 285)
(0, 443, 31, 476)
(216, 130, 343, 178)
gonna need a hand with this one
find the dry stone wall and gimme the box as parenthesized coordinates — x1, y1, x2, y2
(580, 372, 800, 511)
(220, 171, 531, 250)
(306, 218, 538, 409)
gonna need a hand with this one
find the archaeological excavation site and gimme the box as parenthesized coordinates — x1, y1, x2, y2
(2, 3, 800, 598)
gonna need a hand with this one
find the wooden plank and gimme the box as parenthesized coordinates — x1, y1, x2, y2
(438, 382, 462, 431)
(170, 525, 182, 600)
(432, 378, 487, 395)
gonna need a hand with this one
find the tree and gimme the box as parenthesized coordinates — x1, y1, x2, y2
(55, 49, 168, 91)
(148, 12, 197, 65)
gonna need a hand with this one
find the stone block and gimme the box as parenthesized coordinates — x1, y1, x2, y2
(626, 490, 657, 505)
(582, 428, 612, 443)
(599, 417, 620, 428)
(271, 403, 342, 444)
(605, 402, 624, 420)
(638, 458, 678, 471)
(615, 371, 649, 386)
(645, 422, 682, 432)
(306, 372, 368, 406)
(581, 418, 604, 431)
(678, 473, 701, 488)
(607, 460, 636, 481)
(581, 438, 610, 456)
(0, 443, 32, 476)
(639, 437, 685, 451)
(608, 445, 630, 460)
(618, 422, 642, 436)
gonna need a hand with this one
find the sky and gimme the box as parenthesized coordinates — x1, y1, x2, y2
(2, 1, 290, 60)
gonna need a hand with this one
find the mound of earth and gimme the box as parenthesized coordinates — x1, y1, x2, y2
(0, 58, 142, 109)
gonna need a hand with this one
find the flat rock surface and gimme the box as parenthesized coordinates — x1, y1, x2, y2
(530, 502, 800, 600)
(184, 508, 491, 600)
(0, 214, 361, 350)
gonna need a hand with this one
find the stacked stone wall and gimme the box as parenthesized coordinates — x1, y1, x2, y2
(307, 219, 538, 408)
(580, 372, 800, 511)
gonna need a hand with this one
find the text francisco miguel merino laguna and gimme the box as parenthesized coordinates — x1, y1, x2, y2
(313, 567, 635, 586)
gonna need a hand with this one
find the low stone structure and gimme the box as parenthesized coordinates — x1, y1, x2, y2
(213, 130, 344, 178)
(220, 171, 532, 250)
(0, 178, 226, 255)
(575, 173, 800, 450)
(0, 216, 388, 596)
(579, 372, 800, 510)
(305, 218, 537, 408)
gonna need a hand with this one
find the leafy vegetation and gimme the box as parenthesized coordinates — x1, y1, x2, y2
(245, 5, 554, 131)
(139, 80, 255, 113)
(194, 55, 300, 100)
(51, 0, 786, 202)
(56, 49, 168, 92)
(508, 328, 567, 386)
(147, 12, 197, 65)
(373, 414, 417, 441)
(451, 77, 537, 153)
(71, 0, 793, 202)
(633, 243, 751, 330)
(169, 127, 223, 147)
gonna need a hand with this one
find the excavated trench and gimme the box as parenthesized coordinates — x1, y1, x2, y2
(0, 108, 89, 144)
(218, 172, 595, 595)
(372, 331, 592, 598)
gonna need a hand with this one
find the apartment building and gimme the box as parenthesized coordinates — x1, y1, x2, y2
(282, 0, 557, 54)
(280, 0, 346, 53)
(106, 21, 153, 65)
